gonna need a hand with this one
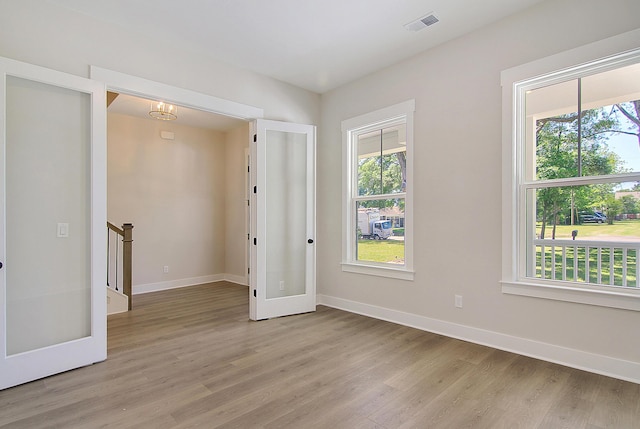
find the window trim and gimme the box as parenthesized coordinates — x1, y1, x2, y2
(342, 100, 415, 280)
(501, 29, 640, 311)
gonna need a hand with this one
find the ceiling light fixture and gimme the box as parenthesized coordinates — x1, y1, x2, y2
(149, 101, 177, 120)
(404, 12, 439, 32)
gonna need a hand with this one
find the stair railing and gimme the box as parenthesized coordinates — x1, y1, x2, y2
(107, 222, 134, 310)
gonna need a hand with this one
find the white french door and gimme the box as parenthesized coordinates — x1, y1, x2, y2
(0, 57, 107, 390)
(249, 119, 316, 320)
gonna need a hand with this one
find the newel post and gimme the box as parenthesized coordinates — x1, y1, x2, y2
(122, 223, 134, 310)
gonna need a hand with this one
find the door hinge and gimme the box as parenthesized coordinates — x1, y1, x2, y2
(253, 134, 257, 142)
(253, 237, 257, 245)
(248, 267, 250, 274)
(253, 289, 257, 297)
(253, 185, 257, 194)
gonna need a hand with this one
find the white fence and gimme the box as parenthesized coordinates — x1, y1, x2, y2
(534, 239, 639, 288)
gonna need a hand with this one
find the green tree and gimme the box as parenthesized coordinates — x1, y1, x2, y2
(536, 107, 621, 237)
(357, 151, 405, 209)
(604, 196, 623, 224)
(620, 195, 640, 214)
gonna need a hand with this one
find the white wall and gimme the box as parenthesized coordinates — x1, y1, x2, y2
(108, 113, 230, 291)
(0, 1, 320, 289)
(0, 0, 320, 125)
(318, 0, 640, 382)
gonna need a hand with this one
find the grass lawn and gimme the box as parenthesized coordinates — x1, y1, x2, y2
(357, 239, 405, 264)
(355, 221, 640, 271)
(537, 219, 640, 239)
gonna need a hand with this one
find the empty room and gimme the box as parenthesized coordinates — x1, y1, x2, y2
(0, 0, 639, 427)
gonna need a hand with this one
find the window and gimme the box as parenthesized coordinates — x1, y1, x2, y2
(502, 38, 640, 311)
(342, 100, 414, 280)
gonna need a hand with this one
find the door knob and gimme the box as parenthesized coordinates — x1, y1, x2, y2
(307, 239, 314, 244)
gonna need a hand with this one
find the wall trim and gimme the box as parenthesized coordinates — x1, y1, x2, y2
(317, 294, 640, 384)
(134, 274, 247, 294)
(90, 66, 264, 120)
(224, 274, 248, 286)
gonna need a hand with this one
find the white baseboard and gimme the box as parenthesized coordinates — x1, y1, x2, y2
(224, 274, 248, 286)
(133, 274, 247, 295)
(133, 274, 223, 294)
(317, 294, 640, 384)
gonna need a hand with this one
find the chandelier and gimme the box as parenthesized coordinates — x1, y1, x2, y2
(149, 101, 177, 120)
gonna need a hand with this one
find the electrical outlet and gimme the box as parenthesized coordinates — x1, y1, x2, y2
(163, 265, 169, 273)
(279, 280, 285, 291)
(455, 295, 463, 308)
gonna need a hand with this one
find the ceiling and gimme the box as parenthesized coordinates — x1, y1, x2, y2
(108, 93, 246, 131)
(50, 0, 544, 94)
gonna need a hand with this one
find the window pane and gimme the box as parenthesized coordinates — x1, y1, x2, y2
(527, 79, 580, 181)
(525, 182, 640, 287)
(355, 199, 405, 265)
(526, 63, 640, 181)
(357, 124, 406, 196)
(582, 62, 640, 175)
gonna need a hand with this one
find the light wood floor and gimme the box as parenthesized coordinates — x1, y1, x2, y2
(1, 282, 638, 428)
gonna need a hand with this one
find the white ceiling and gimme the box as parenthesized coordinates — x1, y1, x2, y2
(108, 93, 246, 131)
(50, 0, 544, 94)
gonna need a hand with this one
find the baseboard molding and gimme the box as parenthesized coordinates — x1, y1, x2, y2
(133, 274, 222, 294)
(317, 294, 640, 384)
(133, 274, 247, 295)
(224, 274, 248, 286)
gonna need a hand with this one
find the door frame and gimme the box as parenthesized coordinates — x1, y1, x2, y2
(90, 67, 264, 121)
(90, 67, 263, 299)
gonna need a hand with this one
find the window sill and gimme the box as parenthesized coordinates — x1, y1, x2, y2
(342, 262, 414, 281)
(501, 280, 640, 312)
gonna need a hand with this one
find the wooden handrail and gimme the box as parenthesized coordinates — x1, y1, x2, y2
(107, 222, 134, 310)
(107, 221, 124, 236)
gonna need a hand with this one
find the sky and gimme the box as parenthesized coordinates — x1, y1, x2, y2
(604, 108, 639, 189)
(610, 133, 640, 171)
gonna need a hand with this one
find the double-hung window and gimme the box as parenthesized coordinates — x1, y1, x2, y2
(342, 100, 414, 280)
(502, 37, 640, 310)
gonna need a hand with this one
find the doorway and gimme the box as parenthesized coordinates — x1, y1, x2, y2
(91, 67, 263, 305)
(106, 92, 252, 300)
(96, 67, 316, 323)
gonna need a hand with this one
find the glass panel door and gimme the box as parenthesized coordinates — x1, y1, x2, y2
(6, 76, 92, 355)
(0, 57, 106, 390)
(250, 120, 315, 320)
(265, 130, 308, 299)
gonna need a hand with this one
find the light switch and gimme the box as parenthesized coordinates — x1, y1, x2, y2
(57, 223, 69, 238)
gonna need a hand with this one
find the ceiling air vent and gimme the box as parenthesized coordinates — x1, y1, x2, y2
(404, 13, 439, 32)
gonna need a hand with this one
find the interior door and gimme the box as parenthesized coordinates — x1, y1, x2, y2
(0, 57, 107, 390)
(250, 119, 315, 320)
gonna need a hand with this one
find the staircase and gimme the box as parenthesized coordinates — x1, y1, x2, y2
(107, 222, 133, 315)
(107, 287, 129, 314)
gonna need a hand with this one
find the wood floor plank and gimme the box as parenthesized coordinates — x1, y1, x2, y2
(1, 282, 638, 428)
